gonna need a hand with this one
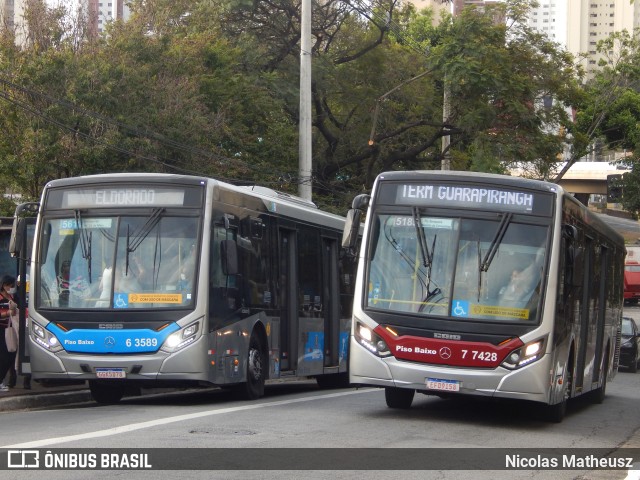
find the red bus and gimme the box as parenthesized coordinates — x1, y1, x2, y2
(342, 171, 625, 422)
(624, 246, 640, 304)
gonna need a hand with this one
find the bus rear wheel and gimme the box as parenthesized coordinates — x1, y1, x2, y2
(591, 354, 609, 403)
(385, 387, 414, 409)
(89, 381, 125, 404)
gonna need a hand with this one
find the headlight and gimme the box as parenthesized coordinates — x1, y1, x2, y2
(31, 320, 63, 353)
(161, 321, 200, 353)
(501, 338, 546, 370)
(355, 322, 391, 357)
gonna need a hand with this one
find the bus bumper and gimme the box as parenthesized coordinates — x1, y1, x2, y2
(349, 337, 551, 404)
(27, 335, 209, 382)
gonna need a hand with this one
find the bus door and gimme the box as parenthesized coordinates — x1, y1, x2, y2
(14, 217, 35, 377)
(278, 228, 298, 372)
(592, 245, 608, 383)
(295, 226, 325, 376)
(322, 237, 340, 369)
(576, 237, 594, 391)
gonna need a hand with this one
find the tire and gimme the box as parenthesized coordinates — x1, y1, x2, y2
(631, 349, 639, 373)
(546, 362, 573, 423)
(89, 381, 125, 404)
(385, 387, 414, 409)
(546, 397, 567, 423)
(591, 355, 608, 404)
(236, 331, 266, 400)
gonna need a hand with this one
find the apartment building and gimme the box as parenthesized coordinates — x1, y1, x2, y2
(86, 0, 131, 35)
(0, 0, 15, 28)
(528, 0, 639, 75)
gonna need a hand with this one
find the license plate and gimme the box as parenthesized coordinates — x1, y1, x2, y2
(426, 378, 460, 392)
(96, 368, 126, 379)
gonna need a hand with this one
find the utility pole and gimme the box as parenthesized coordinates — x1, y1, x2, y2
(441, 77, 451, 171)
(298, 0, 313, 201)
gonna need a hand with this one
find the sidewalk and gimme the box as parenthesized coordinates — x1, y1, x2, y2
(0, 375, 92, 411)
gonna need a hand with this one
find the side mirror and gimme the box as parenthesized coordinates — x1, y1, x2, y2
(341, 194, 369, 250)
(220, 239, 238, 276)
(563, 224, 578, 240)
(342, 209, 361, 249)
(9, 217, 26, 257)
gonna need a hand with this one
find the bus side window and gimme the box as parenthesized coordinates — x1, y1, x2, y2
(209, 225, 238, 323)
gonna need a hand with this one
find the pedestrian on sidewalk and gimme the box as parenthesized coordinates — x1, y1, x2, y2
(0, 275, 18, 392)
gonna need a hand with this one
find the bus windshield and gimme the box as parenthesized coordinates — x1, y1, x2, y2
(366, 212, 548, 322)
(37, 214, 199, 310)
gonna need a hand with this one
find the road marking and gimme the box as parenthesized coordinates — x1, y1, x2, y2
(2, 388, 377, 448)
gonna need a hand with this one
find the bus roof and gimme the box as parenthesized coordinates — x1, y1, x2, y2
(42, 173, 346, 229)
(372, 170, 624, 247)
(375, 170, 562, 194)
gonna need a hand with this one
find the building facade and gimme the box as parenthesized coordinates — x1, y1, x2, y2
(0, 0, 16, 29)
(528, 0, 639, 76)
(404, 0, 451, 25)
(86, 0, 131, 36)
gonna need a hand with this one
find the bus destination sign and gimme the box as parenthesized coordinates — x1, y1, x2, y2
(46, 185, 204, 210)
(390, 183, 550, 215)
(62, 188, 185, 208)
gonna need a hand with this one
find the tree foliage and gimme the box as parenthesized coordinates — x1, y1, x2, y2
(0, 0, 597, 215)
(571, 28, 640, 216)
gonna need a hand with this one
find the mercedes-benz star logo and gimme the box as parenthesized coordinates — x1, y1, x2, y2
(104, 336, 116, 348)
(439, 347, 452, 360)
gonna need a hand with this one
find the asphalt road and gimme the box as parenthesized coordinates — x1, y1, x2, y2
(1, 367, 640, 480)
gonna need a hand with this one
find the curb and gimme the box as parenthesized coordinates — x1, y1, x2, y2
(0, 389, 93, 412)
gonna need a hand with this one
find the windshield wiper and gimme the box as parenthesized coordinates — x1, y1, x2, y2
(75, 210, 93, 283)
(412, 208, 442, 306)
(480, 212, 513, 272)
(125, 207, 164, 275)
(413, 207, 433, 268)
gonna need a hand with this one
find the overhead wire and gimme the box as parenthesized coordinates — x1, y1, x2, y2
(0, 0, 434, 195)
(0, 73, 302, 186)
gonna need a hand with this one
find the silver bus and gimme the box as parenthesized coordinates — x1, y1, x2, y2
(11, 173, 357, 403)
(342, 171, 625, 422)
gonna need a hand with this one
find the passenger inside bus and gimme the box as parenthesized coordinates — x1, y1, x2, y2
(498, 253, 544, 310)
(57, 260, 71, 306)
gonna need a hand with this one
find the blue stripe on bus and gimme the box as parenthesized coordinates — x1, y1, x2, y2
(46, 322, 180, 353)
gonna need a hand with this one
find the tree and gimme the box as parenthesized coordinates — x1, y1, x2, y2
(0, 0, 286, 215)
(569, 28, 640, 215)
(214, 0, 583, 207)
(0, 0, 593, 215)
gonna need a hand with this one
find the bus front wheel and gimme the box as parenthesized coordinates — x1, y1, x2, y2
(546, 363, 573, 423)
(385, 387, 414, 409)
(235, 332, 266, 400)
(89, 381, 125, 404)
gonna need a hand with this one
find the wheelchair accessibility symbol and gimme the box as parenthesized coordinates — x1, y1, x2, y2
(452, 300, 469, 317)
(114, 293, 129, 309)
